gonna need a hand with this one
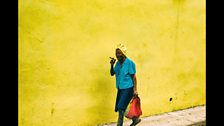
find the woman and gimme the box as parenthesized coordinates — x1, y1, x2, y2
(110, 43, 141, 126)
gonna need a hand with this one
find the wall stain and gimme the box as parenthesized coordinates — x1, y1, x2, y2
(172, 0, 185, 58)
(51, 102, 55, 116)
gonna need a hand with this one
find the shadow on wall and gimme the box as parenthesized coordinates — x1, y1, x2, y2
(86, 66, 115, 125)
(173, 0, 185, 5)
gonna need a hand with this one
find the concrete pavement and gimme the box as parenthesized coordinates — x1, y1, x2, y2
(101, 105, 205, 126)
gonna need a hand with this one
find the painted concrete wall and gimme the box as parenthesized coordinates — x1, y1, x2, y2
(19, 0, 205, 125)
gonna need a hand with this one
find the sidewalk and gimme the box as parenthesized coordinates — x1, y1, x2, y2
(102, 105, 205, 126)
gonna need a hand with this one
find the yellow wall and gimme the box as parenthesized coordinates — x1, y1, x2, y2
(19, 0, 205, 125)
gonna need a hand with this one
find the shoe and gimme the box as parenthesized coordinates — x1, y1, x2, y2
(130, 118, 141, 126)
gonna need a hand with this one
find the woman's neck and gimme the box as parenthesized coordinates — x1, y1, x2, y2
(120, 57, 126, 65)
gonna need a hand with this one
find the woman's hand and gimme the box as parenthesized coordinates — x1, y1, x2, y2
(134, 89, 138, 96)
(110, 57, 116, 65)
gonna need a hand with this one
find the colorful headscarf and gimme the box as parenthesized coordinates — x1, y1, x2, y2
(116, 43, 127, 56)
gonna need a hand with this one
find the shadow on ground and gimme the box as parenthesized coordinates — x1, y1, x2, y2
(187, 121, 205, 126)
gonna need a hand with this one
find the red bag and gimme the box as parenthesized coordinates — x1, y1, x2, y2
(125, 95, 142, 119)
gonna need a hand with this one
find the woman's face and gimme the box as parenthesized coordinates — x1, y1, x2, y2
(116, 49, 124, 61)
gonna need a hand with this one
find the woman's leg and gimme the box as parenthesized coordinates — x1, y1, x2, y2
(117, 110, 124, 126)
(130, 117, 141, 126)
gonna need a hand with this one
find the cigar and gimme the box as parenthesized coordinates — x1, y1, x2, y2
(109, 57, 115, 60)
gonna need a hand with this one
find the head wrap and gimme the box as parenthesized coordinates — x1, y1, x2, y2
(116, 43, 127, 56)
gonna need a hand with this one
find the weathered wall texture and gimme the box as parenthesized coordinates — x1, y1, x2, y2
(19, 0, 205, 125)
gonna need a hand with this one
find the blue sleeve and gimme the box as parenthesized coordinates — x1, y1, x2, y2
(129, 61, 136, 75)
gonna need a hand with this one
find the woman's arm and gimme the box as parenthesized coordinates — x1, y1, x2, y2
(110, 57, 116, 76)
(132, 74, 138, 95)
(110, 64, 115, 76)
